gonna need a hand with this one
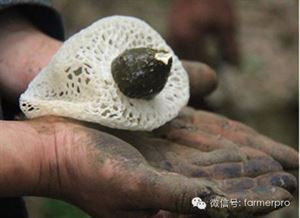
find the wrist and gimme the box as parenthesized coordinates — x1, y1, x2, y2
(0, 119, 56, 197)
(0, 117, 77, 199)
(21, 117, 94, 200)
(0, 116, 97, 201)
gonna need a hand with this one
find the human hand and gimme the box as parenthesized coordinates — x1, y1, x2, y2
(96, 108, 298, 217)
(26, 109, 295, 218)
(2, 107, 296, 218)
(20, 116, 227, 218)
(102, 107, 298, 217)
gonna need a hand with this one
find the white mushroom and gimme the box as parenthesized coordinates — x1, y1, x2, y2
(20, 16, 190, 131)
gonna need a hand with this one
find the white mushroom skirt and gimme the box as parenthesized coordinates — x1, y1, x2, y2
(20, 16, 190, 131)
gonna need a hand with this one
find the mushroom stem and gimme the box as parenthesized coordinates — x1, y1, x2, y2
(111, 47, 172, 100)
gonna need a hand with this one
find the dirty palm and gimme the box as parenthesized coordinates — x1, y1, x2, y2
(21, 16, 298, 217)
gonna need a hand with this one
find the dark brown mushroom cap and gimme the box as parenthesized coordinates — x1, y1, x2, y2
(111, 48, 173, 100)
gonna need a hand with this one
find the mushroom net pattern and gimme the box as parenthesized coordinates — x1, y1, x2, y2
(20, 16, 189, 131)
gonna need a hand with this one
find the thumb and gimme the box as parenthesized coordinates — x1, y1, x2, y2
(181, 60, 218, 98)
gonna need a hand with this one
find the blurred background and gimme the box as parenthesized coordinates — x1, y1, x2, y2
(25, 0, 298, 217)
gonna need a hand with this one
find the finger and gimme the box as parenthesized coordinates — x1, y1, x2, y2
(217, 171, 297, 194)
(181, 60, 218, 98)
(252, 135, 298, 170)
(217, 177, 255, 194)
(175, 147, 270, 167)
(239, 147, 270, 159)
(136, 167, 225, 215)
(177, 108, 257, 134)
(187, 148, 244, 166)
(226, 185, 293, 215)
(178, 157, 282, 179)
(195, 124, 298, 170)
(156, 127, 238, 152)
(211, 157, 282, 179)
(132, 137, 245, 166)
(256, 172, 297, 193)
